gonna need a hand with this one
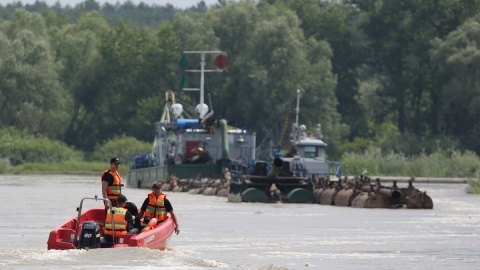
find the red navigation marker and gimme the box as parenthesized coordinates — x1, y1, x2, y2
(214, 54, 228, 69)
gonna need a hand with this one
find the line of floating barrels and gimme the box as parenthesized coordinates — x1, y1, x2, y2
(315, 177, 433, 209)
(161, 176, 433, 209)
(163, 178, 230, 196)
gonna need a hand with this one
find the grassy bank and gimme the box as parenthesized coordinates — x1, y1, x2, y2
(5, 161, 129, 175)
(466, 179, 480, 194)
(340, 147, 480, 178)
(2, 146, 480, 194)
(339, 147, 480, 194)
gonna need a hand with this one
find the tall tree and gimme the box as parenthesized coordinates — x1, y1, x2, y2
(171, 11, 221, 116)
(268, 0, 368, 139)
(0, 10, 67, 139)
(52, 12, 109, 149)
(205, 0, 258, 119)
(82, 21, 182, 148)
(352, 0, 480, 139)
(431, 14, 480, 153)
(206, 2, 345, 157)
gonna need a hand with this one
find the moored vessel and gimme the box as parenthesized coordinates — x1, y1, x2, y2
(126, 51, 256, 189)
(228, 89, 341, 203)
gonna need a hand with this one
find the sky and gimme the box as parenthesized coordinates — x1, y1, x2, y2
(0, 0, 220, 9)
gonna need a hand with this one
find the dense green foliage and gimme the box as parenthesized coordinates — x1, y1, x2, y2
(0, 127, 148, 174)
(2, 0, 480, 194)
(0, 116, 148, 174)
(466, 179, 480, 194)
(342, 146, 480, 178)
(7, 161, 109, 175)
(91, 135, 152, 162)
(0, 128, 83, 166)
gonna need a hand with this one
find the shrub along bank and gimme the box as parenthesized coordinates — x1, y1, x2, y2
(1, 128, 479, 193)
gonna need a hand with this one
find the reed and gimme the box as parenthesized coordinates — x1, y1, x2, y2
(6, 161, 113, 175)
(341, 146, 480, 178)
(466, 179, 480, 194)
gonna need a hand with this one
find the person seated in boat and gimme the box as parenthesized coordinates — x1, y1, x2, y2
(104, 195, 139, 241)
(138, 182, 180, 235)
(124, 199, 142, 232)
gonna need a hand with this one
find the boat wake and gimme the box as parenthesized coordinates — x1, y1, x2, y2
(0, 247, 230, 269)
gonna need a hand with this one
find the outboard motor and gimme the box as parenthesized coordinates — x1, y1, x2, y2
(78, 221, 101, 249)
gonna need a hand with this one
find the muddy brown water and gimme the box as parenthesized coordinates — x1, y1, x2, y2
(0, 175, 478, 269)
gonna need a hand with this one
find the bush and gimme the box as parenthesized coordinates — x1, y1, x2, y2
(7, 160, 112, 175)
(338, 137, 370, 155)
(340, 146, 480, 178)
(0, 127, 83, 165)
(466, 179, 480, 194)
(374, 130, 461, 156)
(0, 158, 12, 173)
(91, 135, 152, 166)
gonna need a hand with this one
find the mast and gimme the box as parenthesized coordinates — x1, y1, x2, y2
(182, 50, 223, 119)
(293, 89, 301, 144)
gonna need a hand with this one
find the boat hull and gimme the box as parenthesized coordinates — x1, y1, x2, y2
(127, 162, 226, 189)
(47, 207, 174, 250)
(228, 175, 315, 203)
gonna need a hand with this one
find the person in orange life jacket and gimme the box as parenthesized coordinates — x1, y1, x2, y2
(101, 157, 123, 207)
(139, 182, 180, 235)
(104, 195, 139, 239)
(124, 199, 142, 232)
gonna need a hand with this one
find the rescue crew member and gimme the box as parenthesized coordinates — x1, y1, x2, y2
(124, 200, 142, 232)
(104, 195, 138, 240)
(101, 157, 123, 207)
(139, 182, 180, 235)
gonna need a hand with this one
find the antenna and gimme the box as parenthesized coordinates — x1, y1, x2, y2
(293, 89, 301, 144)
(181, 50, 227, 119)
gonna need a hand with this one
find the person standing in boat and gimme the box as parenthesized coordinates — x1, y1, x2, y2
(101, 157, 123, 207)
(139, 182, 180, 235)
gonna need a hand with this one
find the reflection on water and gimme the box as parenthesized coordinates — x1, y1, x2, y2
(0, 175, 479, 269)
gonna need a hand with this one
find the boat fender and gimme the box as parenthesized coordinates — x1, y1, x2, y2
(148, 218, 157, 228)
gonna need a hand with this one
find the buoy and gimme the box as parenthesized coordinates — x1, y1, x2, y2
(148, 218, 157, 228)
(141, 226, 151, 233)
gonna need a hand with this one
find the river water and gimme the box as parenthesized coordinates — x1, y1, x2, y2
(0, 175, 479, 270)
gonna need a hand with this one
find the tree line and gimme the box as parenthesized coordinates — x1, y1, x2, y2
(1, 0, 480, 164)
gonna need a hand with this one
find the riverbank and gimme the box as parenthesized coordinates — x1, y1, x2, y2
(1, 161, 127, 175)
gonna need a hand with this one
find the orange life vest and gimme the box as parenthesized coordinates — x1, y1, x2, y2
(101, 170, 122, 201)
(144, 193, 167, 222)
(104, 207, 127, 236)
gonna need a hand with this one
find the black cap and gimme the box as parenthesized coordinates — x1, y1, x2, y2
(152, 182, 161, 189)
(110, 157, 120, 163)
(117, 194, 127, 203)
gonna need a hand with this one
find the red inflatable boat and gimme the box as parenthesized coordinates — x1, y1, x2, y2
(47, 196, 174, 250)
